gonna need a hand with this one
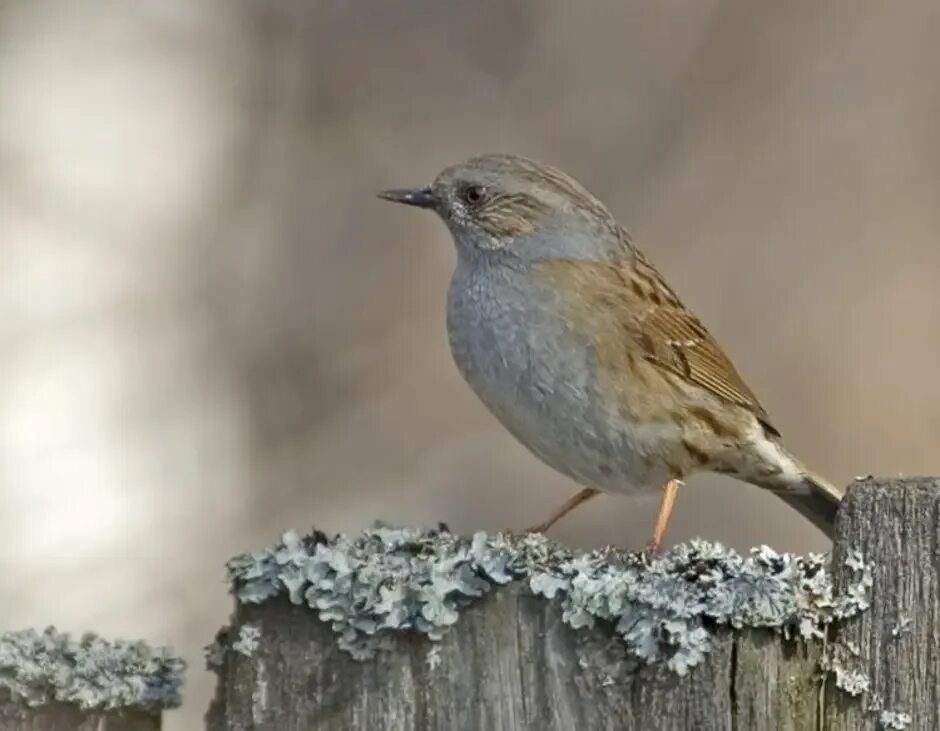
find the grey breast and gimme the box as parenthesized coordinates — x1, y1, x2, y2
(444, 258, 655, 493)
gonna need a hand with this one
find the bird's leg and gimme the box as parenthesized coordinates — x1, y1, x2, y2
(526, 487, 600, 534)
(645, 479, 682, 556)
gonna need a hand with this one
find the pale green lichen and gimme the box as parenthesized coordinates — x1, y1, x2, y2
(879, 709, 912, 730)
(0, 626, 184, 711)
(866, 692, 913, 729)
(227, 525, 512, 659)
(822, 634, 915, 727)
(831, 665, 871, 696)
(225, 524, 873, 675)
(891, 616, 911, 638)
(424, 644, 442, 671)
(232, 624, 261, 658)
(866, 693, 914, 731)
(526, 539, 871, 675)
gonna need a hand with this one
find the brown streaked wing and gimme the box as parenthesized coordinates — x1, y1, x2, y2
(628, 259, 779, 435)
(536, 256, 779, 436)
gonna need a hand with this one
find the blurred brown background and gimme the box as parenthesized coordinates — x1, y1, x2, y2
(2, 0, 938, 727)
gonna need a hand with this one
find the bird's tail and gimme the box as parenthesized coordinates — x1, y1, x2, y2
(774, 469, 843, 537)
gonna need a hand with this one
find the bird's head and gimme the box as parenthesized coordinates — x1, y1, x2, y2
(379, 154, 627, 264)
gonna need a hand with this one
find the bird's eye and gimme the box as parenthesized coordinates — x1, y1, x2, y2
(461, 184, 486, 205)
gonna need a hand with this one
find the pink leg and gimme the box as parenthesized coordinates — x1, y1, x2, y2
(645, 479, 681, 555)
(527, 487, 601, 534)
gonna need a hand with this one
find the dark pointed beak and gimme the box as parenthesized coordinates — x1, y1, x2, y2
(377, 186, 437, 209)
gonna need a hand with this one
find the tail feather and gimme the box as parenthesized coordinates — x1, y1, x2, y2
(775, 471, 843, 537)
(744, 436, 846, 537)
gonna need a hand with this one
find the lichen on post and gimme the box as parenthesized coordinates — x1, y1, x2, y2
(210, 481, 920, 730)
(824, 476, 940, 731)
(0, 626, 185, 731)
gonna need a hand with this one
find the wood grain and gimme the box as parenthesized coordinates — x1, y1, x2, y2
(208, 477, 939, 730)
(0, 692, 160, 731)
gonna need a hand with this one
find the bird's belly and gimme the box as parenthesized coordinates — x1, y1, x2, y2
(447, 280, 674, 494)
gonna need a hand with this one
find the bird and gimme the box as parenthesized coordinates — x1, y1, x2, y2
(378, 153, 843, 552)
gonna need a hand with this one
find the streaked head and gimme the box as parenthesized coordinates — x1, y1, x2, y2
(379, 154, 626, 263)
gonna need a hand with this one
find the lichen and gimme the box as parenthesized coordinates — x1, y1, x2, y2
(831, 664, 871, 696)
(424, 645, 442, 671)
(891, 616, 911, 638)
(233, 624, 261, 658)
(526, 539, 872, 675)
(879, 709, 912, 730)
(821, 636, 916, 727)
(225, 524, 873, 677)
(227, 525, 514, 659)
(866, 692, 913, 729)
(0, 626, 184, 711)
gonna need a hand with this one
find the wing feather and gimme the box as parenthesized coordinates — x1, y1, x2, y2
(537, 253, 779, 436)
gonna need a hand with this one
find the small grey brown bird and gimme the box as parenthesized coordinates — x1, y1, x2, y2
(379, 154, 843, 552)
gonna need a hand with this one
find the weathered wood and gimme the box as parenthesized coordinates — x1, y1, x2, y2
(826, 476, 940, 730)
(208, 477, 938, 730)
(0, 692, 160, 731)
(208, 589, 828, 731)
(0, 627, 184, 731)
(733, 631, 822, 730)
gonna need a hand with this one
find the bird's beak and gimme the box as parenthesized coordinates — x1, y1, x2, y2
(377, 186, 437, 209)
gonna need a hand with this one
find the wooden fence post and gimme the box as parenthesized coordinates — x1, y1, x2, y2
(207, 477, 937, 730)
(825, 476, 940, 730)
(0, 627, 184, 731)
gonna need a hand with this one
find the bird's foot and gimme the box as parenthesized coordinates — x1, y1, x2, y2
(524, 520, 552, 535)
(641, 537, 662, 563)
